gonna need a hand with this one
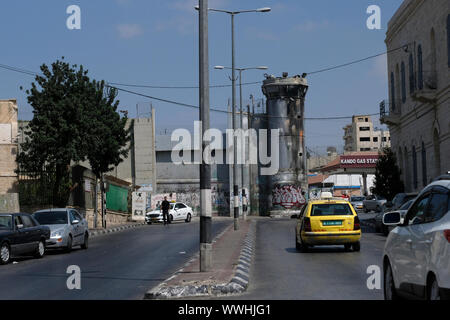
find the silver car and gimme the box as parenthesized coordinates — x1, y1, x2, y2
(363, 194, 387, 213)
(33, 208, 89, 252)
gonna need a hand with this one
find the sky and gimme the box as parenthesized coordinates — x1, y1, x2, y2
(0, 0, 404, 154)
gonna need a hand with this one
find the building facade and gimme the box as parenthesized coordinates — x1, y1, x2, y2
(0, 99, 19, 213)
(382, 0, 450, 192)
(343, 115, 391, 152)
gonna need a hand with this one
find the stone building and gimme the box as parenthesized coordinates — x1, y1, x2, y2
(0, 99, 19, 212)
(382, 0, 450, 192)
(343, 115, 391, 152)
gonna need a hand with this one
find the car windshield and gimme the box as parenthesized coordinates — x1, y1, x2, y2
(33, 211, 68, 225)
(311, 203, 353, 216)
(351, 197, 365, 202)
(0, 215, 12, 230)
(400, 200, 414, 210)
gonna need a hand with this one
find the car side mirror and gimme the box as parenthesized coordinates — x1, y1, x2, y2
(383, 211, 401, 226)
(72, 220, 80, 225)
(16, 224, 24, 230)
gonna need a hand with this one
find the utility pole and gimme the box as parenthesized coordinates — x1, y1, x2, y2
(231, 13, 239, 231)
(198, 0, 212, 272)
(239, 69, 245, 221)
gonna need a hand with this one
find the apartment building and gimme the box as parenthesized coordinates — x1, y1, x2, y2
(343, 115, 391, 152)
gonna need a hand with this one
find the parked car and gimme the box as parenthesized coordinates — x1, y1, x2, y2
(375, 199, 415, 236)
(295, 192, 361, 252)
(350, 196, 365, 211)
(384, 192, 418, 212)
(145, 202, 193, 224)
(0, 213, 50, 265)
(33, 208, 89, 252)
(363, 194, 387, 213)
(382, 179, 450, 300)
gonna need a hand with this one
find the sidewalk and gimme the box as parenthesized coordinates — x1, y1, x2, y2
(145, 218, 257, 299)
(89, 221, 147, 238)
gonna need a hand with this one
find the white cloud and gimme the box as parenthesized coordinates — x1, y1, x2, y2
(117, 24, 143, 39)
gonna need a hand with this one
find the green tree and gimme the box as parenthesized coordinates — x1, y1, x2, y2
(18, 58, 130, 207)
(371, 147, 405, 201)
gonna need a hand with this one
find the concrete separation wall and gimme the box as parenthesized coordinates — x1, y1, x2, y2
(144, 220, 257, 299)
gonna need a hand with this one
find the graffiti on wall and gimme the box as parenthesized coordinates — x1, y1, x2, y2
(272, 185, 306, 209)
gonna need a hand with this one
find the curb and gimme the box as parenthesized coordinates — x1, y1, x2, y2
(144, 220, 257, 299)
(89, 222, 147, 238)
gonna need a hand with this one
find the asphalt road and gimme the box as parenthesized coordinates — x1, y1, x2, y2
(226, 218, 387, 300)
(0, 219, 231, 300)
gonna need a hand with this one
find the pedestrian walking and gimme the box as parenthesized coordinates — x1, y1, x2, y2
(161, 196, 170, 226)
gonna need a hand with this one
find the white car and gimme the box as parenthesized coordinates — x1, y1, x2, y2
(145, 202, 193, 224)
(382, 179, 450, 300)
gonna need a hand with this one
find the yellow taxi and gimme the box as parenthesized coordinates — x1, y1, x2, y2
(295, 192, 361, 252)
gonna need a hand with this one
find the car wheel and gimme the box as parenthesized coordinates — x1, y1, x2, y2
(65, 235, 73, 253)
(344, 244, 352, 251)
(0, 243, 11, 265)
(295, 235, 308, 252)
(34, 240, 45, 259)
(81, 233, 89, 250)
(427, 276, 441, 300)
(384, 262, 399, 300)
(185, 213, 192, 223)
(352, 242, 361, 252)
(169, 214, 173, 223)
(146, 221, 152, 225)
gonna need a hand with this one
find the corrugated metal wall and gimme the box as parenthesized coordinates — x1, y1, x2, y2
(106, 184, 128, 212)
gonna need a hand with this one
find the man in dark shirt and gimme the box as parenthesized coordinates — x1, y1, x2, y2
(161, 196, 171, 225)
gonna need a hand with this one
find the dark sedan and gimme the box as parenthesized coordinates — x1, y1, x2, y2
(0, 213, 50, 265)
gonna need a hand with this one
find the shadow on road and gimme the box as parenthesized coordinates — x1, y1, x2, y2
(285, 246, 357, 254)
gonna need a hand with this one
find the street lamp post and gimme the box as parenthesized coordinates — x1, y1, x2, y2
(214, 66, 268, 221)
(195, 6, 270, 230)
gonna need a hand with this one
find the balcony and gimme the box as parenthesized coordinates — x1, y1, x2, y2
(412, 71, 438, 104)
(379, 100, 400, 126)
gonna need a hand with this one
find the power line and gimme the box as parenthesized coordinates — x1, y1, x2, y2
(1, 44, 409, 89)
(108, 85, 379, 121)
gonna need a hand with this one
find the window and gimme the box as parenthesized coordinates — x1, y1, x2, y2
(390, 72, 396, 111)
(359, 127, 370, 131)
(409, 53, 415, 94)
(405, 194, 430, 225)
(412, 146, 418, 189)
(69, 211, 77, 224)
(418, 45, 423, 90)
(360, 137, 371, 142)
(373, 137, 379, 142)
(21, 215, 36, 228)
(360, 148, 371, 151)
(310, 204, 353, 216)
(14, 216, 23, 228)
(426, 193, 449, 222)
(401, 62, 406, 103)
(383, 137, 387, 142)
(365, 118, 369, 122)
(34, 211, 68, 225)
(421, 142, 427, 187)
(0, 215, 12, 230)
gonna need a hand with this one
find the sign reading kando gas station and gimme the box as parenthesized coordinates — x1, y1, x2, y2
(340, 155, 379, 168)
